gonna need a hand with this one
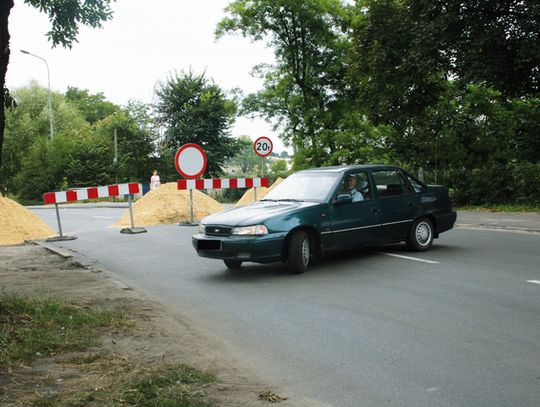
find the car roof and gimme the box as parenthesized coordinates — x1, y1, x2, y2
(297, 164, 402, 174)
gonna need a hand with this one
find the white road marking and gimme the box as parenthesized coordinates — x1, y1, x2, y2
(93, 216, 114, 219)
(380, 252, 440, 264)
(527, 280, 540, 285)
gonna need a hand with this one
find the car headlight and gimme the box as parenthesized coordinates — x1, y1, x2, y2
(198, 224, 205, 234)
(232, 225, 268, 235)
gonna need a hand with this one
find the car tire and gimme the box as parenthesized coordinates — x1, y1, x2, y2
(223, 259, 242, 270)
(407, 217, 434, 251)
(288, 231, 310, 274)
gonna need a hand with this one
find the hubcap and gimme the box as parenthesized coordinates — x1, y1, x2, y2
(301, 238, 310, 266)
(416, 222, 431, 246)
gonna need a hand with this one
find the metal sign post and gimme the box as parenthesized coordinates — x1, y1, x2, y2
(46, 203, 77, 242)
(120, 194, 147, 234)
(189, 189, 194, 224)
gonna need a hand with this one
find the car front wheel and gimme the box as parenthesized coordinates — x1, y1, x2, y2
(407, 217, 434, 251)
(223, 259, 242, 270)
(288, 231, 310, 274)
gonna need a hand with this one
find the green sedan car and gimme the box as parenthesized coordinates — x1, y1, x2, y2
(192, 165, 456, 273)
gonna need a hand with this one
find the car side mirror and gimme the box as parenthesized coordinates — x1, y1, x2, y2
(334, 193, 352, 205)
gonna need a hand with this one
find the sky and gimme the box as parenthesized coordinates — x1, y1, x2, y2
(6, 0, 289, 152)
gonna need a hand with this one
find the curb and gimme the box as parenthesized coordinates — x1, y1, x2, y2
(33, 240, 133, 290)
(29, 204, 129, 210)
(455, 223, 540, 235)
(34, 240, 75, 258)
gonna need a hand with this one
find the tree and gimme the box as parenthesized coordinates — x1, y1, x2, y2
(269, 158, 288, 179)
(93, 101, 156, 183)
(217, 0, 359, 168)
(0, 0, 114, 192)
(1, 82, 88, 194)
(349, 0, 540, 201)
(154, 71, 239, 177)
(228, 136, 260, 175)
(431, 0, 540, 98)
(65, 87, 119, 124)
(350, 0, 540, 128)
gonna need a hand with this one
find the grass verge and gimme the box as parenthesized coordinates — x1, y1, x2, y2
(0, 292, 131, 366)
(0, 293, 216, 406)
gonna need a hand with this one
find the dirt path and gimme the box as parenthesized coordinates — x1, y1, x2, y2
(0, 244, 316, 406)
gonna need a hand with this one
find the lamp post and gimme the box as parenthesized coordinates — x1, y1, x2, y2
(20, 49, 54, 142)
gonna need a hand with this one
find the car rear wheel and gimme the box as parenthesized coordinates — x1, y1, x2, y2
(288, 231, 310, 274)
(223, 259, 242, 270)
(407, 217, 434, 251)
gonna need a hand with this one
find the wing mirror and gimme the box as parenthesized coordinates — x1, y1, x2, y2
(334, 193, 352, 205)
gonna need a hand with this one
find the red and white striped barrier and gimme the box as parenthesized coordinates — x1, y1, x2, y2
(177, 177, 269, 190)
(43, 183, 140, 204)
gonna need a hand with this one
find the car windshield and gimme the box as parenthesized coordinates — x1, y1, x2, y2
(262, 172, 340, 202)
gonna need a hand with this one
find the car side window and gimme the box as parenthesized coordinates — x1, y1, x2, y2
(372, 170, 413, 198)
(337, 171, 372, 202)
(406, 174, 427, 193)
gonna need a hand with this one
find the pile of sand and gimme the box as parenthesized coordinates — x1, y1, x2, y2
(113, 182, 224, 227)
(235, 177, 284, 207)
(0, 197, 56, 245)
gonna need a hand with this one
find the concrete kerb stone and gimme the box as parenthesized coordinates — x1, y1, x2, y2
(33, 240, 133, 290)
(455, 211, 540, 235)
(29, 202, 129, 210)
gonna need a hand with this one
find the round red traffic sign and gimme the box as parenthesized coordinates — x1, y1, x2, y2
(253, 136, 273, 157)
(175, 143, 207, 179)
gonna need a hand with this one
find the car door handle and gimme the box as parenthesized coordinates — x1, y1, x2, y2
(408, 202, 415, 207)
(371, 208, 379, 214)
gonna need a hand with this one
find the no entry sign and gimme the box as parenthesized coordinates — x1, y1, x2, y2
(175, 143, 207, 179)
(253, 136, 273, 157)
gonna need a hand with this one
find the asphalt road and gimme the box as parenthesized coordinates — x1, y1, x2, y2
(31, 207, 540, 407)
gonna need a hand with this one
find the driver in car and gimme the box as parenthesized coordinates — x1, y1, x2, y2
(347, 175, 365, 202)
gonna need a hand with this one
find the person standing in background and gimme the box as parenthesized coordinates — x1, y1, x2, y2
(150, 169, 161, 190)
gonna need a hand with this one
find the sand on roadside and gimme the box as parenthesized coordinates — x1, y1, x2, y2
(0, 197, 56, 245)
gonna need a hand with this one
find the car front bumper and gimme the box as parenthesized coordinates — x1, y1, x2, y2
(192, 232, 287, 263)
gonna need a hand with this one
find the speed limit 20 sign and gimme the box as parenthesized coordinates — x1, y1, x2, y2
(253, 136, 273, 157)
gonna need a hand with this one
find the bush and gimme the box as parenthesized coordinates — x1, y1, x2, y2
(450, 161, 540, 206)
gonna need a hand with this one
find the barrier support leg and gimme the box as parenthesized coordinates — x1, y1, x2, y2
(120, 194, 147, 234)
(46, 204, 77, 242)
(179, 188, 198, 226)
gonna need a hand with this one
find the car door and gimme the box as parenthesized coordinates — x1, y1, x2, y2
(372, 168, 418, 243)
(328, 171, 381, 249)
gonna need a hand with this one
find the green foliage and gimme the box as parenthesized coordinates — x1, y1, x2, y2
(23, 0, 114, 48)
(122, 365, 215, 407)
(154, 70, 239, 177)
(227, 135, 260, 175)
(269, 159, 288, 178)
(65, 134, 115, 188)
(451, 161, 540, 207)
(218, 0, 367, 169)
(13, 135, 73, 201)
(65, 86, 119, 124)
(0, 292, 130, 366)
(1, 83, 87, 194)
(2, 83, 158, 200)
(350, 0, 447, 128)
(93, 101, 156, 183)
(1, 0, 115, 190)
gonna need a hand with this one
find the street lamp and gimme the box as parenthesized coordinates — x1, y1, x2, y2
(20, 49, 54, 142)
